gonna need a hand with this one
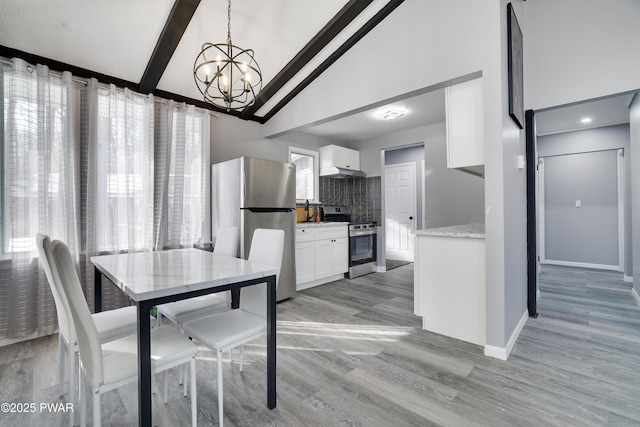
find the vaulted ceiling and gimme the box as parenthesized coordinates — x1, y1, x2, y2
(0, 0, 403, 123)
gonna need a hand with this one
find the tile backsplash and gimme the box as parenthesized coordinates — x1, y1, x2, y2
(319, 176, 381, 224)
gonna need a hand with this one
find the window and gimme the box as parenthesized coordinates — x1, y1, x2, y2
(289, 146, 319, 202)
(1, 63, 73, 255)
(94, 87, 154, 252)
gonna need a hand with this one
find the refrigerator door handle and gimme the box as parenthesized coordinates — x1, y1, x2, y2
(243, 208, 294, 213)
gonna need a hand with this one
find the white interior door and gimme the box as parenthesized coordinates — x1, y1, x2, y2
(385, 162, 416, 262)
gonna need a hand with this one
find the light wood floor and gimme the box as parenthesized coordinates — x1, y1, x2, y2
(1, 263, 639, 426)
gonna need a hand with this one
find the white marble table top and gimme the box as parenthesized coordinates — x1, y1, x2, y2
(91, 248, 279, 301)
(415, 223, 485, 239)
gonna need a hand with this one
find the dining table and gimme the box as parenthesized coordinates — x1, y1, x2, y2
(91, 248, 278, 427)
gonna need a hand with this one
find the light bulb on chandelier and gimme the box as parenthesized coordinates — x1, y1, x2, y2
(193, 0, 262, 112)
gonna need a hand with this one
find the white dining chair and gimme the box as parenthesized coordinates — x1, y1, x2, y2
(155, 225, 239, 329)
(36, 233, 138, 426)
(49, 238, 198, 427)
(181, 228, 284, 427)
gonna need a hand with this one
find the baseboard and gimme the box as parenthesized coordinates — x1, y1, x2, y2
(544, 259, 620, 272)
(0, 331, 41, 348)
(296, 273, 345, 291)
(484, 309, 528, 361)
(624, 275, 633, 283)
(632, 288, 640, 306)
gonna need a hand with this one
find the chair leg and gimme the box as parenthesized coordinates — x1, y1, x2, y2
(217, 349, 224, 427)
(79, 373, 86, 427)
(93, 388, 101, 427)
(164, 371, 168, 404)
(68, 348, 75, 427)
(58, 335, 65, 395)
(190, 359, 197, 427)
(183, 364, 188, 397)
(239, 345, 244, 372)
(156, 312, 162, 327)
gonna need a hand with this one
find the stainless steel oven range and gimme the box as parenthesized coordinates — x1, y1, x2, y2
(323, 206, 378, 279)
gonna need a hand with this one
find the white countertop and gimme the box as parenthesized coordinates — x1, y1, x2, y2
(296, 222, 349, 228)
(91, 248, 278, 301)
(416, 223, 485, 239)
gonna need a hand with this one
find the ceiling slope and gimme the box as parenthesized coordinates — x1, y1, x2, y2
(0, 0, 407, 123)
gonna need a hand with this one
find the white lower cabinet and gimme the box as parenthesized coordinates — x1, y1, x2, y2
(331, 238, 349, 275)
(295, 241, 315, 284)
(295, 224, 348, 290)
(313, 239, 333, 279)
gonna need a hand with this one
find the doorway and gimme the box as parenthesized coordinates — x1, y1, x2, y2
(383, 144, 423, 266)
(539, 149, 624, 271)
(527, 96, 635, 316)
(384, 162, 416, 263)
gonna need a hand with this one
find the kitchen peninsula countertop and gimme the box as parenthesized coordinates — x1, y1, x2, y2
(296, 222, 349, 228)
(416, 223, 485, 239)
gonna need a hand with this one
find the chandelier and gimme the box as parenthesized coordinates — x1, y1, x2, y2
(193, 0, 262, 111)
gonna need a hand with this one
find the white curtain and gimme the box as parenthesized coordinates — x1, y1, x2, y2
(0, 58, 79, 339)
(154, 101, 209, 250)
(83, 80, 155, 310)
(1, 62, 209, 340)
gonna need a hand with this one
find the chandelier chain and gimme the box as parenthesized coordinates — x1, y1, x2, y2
(227, 0, 232, 45)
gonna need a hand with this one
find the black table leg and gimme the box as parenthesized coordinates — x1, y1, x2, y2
(94, 268, 102, 312)
(231, 288, 240, 309)
(137, 301, 152, 427)
(267, 274, 277, 409)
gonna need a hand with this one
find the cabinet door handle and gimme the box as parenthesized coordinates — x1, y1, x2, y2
(409, 216, 414, 220)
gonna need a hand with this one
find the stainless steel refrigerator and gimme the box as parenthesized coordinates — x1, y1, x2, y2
(211, 157, 296, 301)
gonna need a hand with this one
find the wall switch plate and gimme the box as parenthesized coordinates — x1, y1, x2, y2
(518, 155, 526, 169)
(575, 200, 582, 208)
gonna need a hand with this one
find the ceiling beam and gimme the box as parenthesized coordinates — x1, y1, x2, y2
(259, 0, 405, 123)
(240, 0, 374, 119)
(138, 0, 201, 94)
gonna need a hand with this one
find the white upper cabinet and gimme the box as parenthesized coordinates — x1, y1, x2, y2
(319, 145, 360, 172)
(445, 78, 484, 168)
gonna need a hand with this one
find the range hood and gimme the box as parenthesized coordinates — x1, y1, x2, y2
(320, 166, 366, 179)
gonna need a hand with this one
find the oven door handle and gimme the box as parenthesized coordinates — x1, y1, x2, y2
(349, 230, 377, 237)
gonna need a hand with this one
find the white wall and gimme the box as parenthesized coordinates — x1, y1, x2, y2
(263, 0, 498, 138)
(264, 0, 528, 354)
(524, 0, 640, 111)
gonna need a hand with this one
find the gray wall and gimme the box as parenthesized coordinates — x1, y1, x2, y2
(542, 150, 620, 267)
(210, 114, 335, 165)
(538, 124, 632, 276)
(421, 136, 484, 229)
(631, 97, 640, 294)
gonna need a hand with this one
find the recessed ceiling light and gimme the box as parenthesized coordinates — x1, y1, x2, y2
(376, 109, 407, 121)
(580, 117, 592, 123)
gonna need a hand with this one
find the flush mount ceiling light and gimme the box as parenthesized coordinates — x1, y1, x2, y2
(580, 117, 592, 123)
(376, 109, 407, 121)
(193, 0, 263, 112)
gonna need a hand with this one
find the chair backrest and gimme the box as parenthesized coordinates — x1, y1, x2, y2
(51, 239, 104, 385)
(242, 228, 285, 316)
(213, 226, 239, 257)
(36, 233, 73, 344)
